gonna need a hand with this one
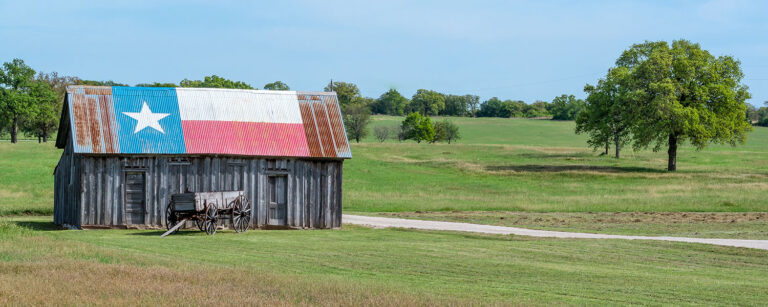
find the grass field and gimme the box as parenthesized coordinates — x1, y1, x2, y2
(2, 117, 768, 305)
(345, 116, 768, 213)
(3, 216, 768, 305)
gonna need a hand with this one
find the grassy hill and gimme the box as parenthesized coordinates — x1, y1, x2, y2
(345, 116, 768, 213)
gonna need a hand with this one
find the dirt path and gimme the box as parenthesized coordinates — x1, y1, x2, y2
(343, 214, 768, 251)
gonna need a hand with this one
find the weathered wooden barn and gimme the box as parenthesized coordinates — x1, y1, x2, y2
(54, 85, 350, 230)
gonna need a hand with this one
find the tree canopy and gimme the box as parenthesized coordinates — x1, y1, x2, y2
(180, 75, 253, 89)
(409, 89, 445, 116)
(342, 103, 371, 143)
(135, 82, 177, 87)
(576, 67, 633, 157)
(263, 81, 290, 91)
(325, 81, 360, 108)
(549, 94, 585, 120)
(371, 88, 409, 115)
(0, 58, 37, 143)
(401, 112, 434, 143)
(577, 40, 753, 170)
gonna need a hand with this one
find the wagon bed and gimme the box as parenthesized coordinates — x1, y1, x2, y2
(163, 191, 251, 236)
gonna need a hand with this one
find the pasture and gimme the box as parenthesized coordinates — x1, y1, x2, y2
(2, 217, 768, 305)
(1, 116, 768, 305)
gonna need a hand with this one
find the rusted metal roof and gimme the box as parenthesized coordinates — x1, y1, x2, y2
(59, 85, 351, 159)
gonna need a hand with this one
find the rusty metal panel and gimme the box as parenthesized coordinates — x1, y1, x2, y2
(68, 86, 118, 153)
(322, 95, 351, 158)
(310, 96, 337, 157)
(298, 95, 324, 157)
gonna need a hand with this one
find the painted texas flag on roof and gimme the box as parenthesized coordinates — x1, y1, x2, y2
(62, 86, 351, 159)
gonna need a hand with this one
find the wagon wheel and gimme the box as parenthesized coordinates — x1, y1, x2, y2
(196, 219, 204, 231)
(203, 205, 218, 235)
(165, 203, 179, 234)
(232, 196, 251, 233)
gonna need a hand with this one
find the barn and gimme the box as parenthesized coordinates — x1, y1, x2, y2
(53, 85, 350, 230)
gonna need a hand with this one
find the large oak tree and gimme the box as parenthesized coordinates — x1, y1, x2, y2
(620, 40, 752, 171)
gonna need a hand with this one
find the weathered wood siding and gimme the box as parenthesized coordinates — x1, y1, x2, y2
(54, 155, 343, 229)
(53, 137, 83, 228)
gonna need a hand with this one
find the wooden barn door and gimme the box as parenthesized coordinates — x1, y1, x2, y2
(124, 171, 146, 225)
(267, 175, 287, 226)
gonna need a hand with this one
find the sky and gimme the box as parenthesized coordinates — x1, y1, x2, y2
(1, 0, 766, 107)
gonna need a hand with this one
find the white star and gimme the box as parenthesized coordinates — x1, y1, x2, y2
(122, 102, 171, 134)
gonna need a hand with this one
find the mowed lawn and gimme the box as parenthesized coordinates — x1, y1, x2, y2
(2, 216, 768, 305)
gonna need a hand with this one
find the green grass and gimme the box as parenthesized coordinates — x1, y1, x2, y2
(344, 117, 768, 213)
(0, 141, 60, 215)
(2, 118, 768, 304)
(363, 211, 768, 240)
(3, 216, 768, 305)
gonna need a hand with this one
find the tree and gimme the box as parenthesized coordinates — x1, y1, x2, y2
(22, 80, 58, 142)
(401, 112, 434, 143)
(180, 75, 253, 89)
(524, 101, 550, 118)
(477, 97, 506, 117)
(467, 95, 481, 117)
(619, 40, 752, 171)
(373, 125, 391, 142)
(342, 104, 371, 143)
(409, 89, 445, 115)
(442, 94, 478, 116)
(432, 119, 461, 144)
(135, 82, 177, 87)
(371, 88, 408, 115)
(745, 104, 758, 123)
(263, 81, 290, 91)
(549, 94, 585, 120)
(324, 81, 360, 108)
(757, 102, 768, 127)
(0, 59, 37, 143)
(576, 67, 633, 158)
(77, 80, 129, 86)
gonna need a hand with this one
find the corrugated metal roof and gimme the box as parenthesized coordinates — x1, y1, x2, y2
(61, 85, 351, 159)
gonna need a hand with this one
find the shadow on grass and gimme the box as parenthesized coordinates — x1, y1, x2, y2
(517, 152, 597, 159)
(485, 164, 665, 173)
(14, 220, 60, 231)
(130, 229, 206, 236)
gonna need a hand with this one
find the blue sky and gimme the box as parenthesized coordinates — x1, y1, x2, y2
(1, 0, 766, 106)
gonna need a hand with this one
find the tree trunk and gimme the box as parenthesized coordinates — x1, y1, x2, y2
(42, 130, 48, 143)
(604, 141, 609, 155)
(11, 116, 18, 144)
(667, 133, 678, 171)
(614, 133, 620, 159)
(38, 136, 41, 143)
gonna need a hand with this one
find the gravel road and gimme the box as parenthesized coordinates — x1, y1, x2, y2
(343, 214, 768, 251)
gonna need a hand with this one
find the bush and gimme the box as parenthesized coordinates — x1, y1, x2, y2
(401, 112, 434, 143)
(374, 126, 391, 142)
(432, 120, 461, 144)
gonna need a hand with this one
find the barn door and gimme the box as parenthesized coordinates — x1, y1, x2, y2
(267, 175, 287, 226)
(124, 171, 146, 225)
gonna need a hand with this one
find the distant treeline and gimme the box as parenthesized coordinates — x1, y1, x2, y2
(2, 55, 765, 147)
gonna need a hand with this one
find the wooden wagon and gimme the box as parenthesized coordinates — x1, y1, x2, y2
(163, 191, 252, 236)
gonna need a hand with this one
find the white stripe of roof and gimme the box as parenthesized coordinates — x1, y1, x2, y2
(175, 88, 302, 124)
